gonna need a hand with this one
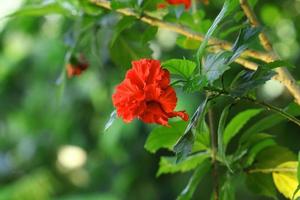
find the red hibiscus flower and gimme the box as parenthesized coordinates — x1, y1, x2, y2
(112, 59, 189, 126)
(66, 53, 89, 78)
(158, 0, 191, 10)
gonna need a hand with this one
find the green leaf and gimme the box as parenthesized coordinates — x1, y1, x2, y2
(232, 26, 261, 53)
(144, 121, 187, 153)
(261, 60, 295, 69)
(8, 2, 73, 17)
(111, 0, 133, 9)
(220, 176, 236, 200)
(246, 173, 278, 199)
(192, 121, 210, 152)
(196, 0, 237, 69)
(223, 109, 262, 149)
(177, 159, 211, 200)
(176, 36, 201, 50)
(298, 152, 300, 182)
(217, 105, 230, 168)
(79, 1, 103, 16)
(162, 59, 197, 79)
(110, 16, 136, 47)
(272, 162, 300, 200)
(157, 152, 209, 176)
(230, 68, 276, 97)
(182, 74, 208, 93)
(202, 51, 232, 84)
(244, 136, 277, 167)
(174, 96, 208, 161)
(240, 103, 300, 143)
(141, 26, 158, 44)
(254, 146, 297, 169)
(104, 110, 117, 132)
(110, 36, 152, 67)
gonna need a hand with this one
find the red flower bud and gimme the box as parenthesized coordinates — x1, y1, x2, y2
(157, 0, 191, 10)
(112, 59, 189, 126)
(166, 0, 191, 9)
(66, 53, 89, 78)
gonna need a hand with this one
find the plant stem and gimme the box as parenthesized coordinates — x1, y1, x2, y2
(208, 107, 219, 200)
(239, 0, 300, 106)
(204, 87, 300, 127)
(248, 168, 297, 174)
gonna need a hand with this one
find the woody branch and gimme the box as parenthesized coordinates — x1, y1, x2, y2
(90, 0, 300, 106)
(239, 0, 300, 105)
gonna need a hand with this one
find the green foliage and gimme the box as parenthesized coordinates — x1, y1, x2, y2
(8, 2, 74, 17)
(242, 133, 277, 167)
(3, 0, 300, 199)
(202, 51, 232, 84)
(177, 159, 211, 200)
(174, 95, 208, 161)
(110, 35, 152, 67)
(253, 146, 297, 169)
(230, 68, 276, 97)
(162, 59, 196, 79)
(145, 121, 187, 153)
(223, 109, 262, 149)
(217, 104, 230, 168)
(220, 176, 236, 200)
(298, 152, 300, 182)
(157, 152, 209, 176)
(0, 169, 58, 200)
(246, 173, 277, 199)
(110, 17, 136, 47)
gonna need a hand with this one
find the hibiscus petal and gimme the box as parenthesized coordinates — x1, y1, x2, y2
(158, 87, 177, 113)
(167, 110, 189, 121)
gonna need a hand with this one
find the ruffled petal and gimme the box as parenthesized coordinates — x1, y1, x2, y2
(167, 110, 189, 121)
(112, 58, 189, 126)
(158, 87, 177, 113)
(139, 101, 169, 126)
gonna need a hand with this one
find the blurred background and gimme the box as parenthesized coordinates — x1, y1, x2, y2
(0, 0, 299, 199)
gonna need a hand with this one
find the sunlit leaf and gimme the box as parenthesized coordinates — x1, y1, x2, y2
(272, 162, 300, 199)
(162, 59, 197, 79)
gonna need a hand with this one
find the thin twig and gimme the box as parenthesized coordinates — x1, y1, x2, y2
(248, 167, 297, 174)
(239, 0, 300, 105)
(205, 87, 300, 127)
